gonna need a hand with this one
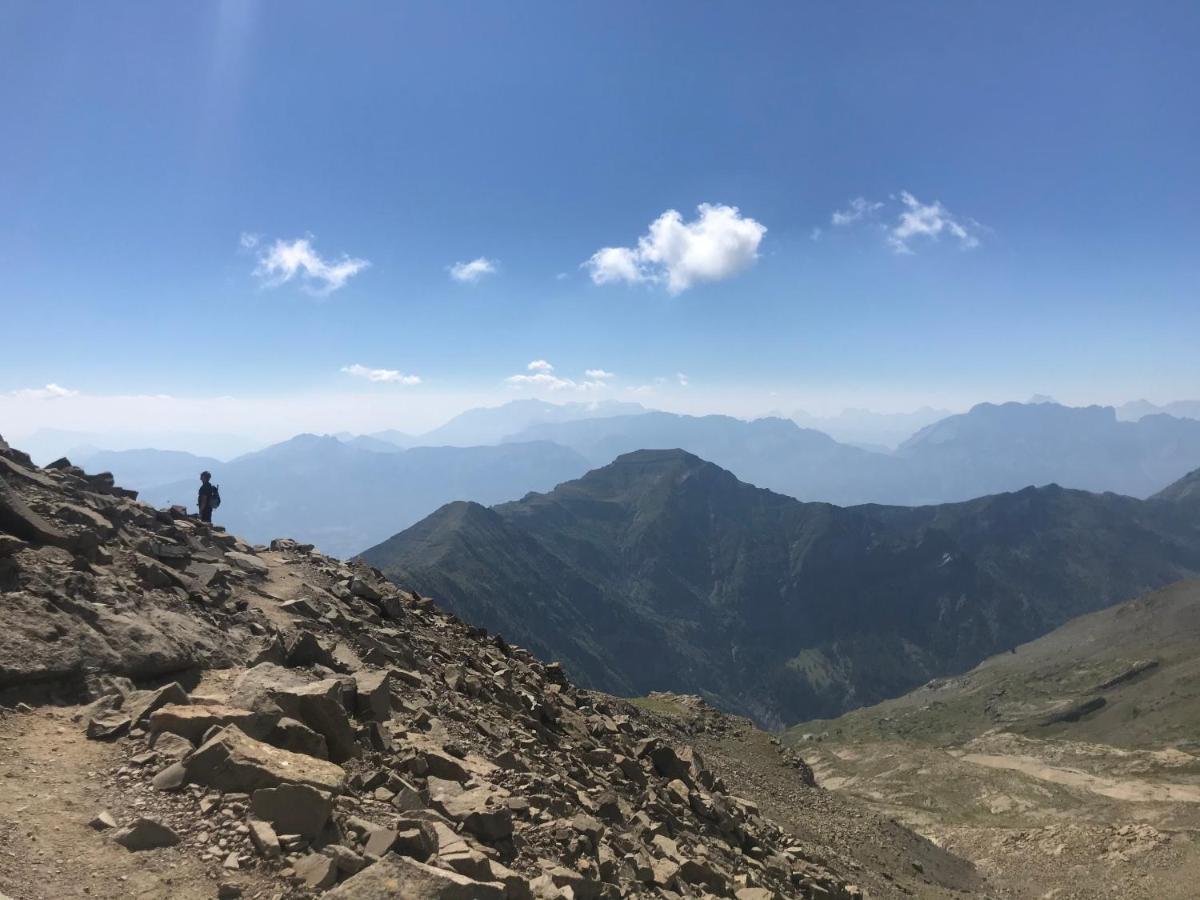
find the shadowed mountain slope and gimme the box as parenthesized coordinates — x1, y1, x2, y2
(788, 578, 1200, 749)
(362, 450, 1200, 727)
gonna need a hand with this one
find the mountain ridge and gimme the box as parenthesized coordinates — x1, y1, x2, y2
(362, 450, 1200, 727)
(507, 403, 1200, 505)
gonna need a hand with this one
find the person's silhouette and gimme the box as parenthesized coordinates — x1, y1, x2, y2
(198, 470, 218, 524)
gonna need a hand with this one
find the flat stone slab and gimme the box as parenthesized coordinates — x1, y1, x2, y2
(149, 703, 275, 744)
(324, 854, 506, 899)
(182, 725, 346, 794)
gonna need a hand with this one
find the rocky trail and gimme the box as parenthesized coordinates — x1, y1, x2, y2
(0, 434, 989, 899)
(0, 703, 281, 899)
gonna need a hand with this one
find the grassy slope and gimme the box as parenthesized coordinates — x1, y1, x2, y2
(788, 578, 1200, 750)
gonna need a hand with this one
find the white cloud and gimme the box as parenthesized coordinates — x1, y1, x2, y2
(239, 232, 260, 249)
(449, 257, 498, 283)
(251, 236, 369, 295)
(677, 373, 690, 387)
(8, 383, 79, 400)
(505, 372, 575, 391)
(584, 203, 766, 294)
(887, 191, 980, 254)
(505, 361, 612, 392)
(831, 197, 883, 227)
(585, 247, 643, 286)
(341, 364, 421, 385)
(828, 193, 982, 254)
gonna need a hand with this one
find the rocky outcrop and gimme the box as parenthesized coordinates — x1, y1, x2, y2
(1037, 696, 1107, 727)
(0, 448, 259, 692)
(2, 437, 862, 898)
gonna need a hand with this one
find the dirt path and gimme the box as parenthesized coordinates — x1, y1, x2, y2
(958, 752, 1200, 803)
(0, 706, 272, 900)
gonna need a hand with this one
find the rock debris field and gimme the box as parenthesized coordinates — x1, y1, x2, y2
(0, 434, 866, 900)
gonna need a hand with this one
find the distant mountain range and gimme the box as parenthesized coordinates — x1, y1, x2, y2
(892, 402, 1200, 501)
(505, 411, 898, 503)
(361, 450, 1200, 727)
(1117, 398, 1200, 422)
(70, 399, 1200, 564)
(505, 402, 1200, 504)
(790, 406, 952, 449)
(138, 435, 589, 558)
(397, 398, 649, 448)
(78, 447, 224, 490)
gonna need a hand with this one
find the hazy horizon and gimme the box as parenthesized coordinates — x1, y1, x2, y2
(7, 393, 1200, 464)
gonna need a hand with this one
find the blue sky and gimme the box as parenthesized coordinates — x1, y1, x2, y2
(2, 1, 1198, 441)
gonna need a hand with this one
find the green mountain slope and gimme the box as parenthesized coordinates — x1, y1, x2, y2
(788, 577, 1200, 749)
(361, 450, 1200, 727)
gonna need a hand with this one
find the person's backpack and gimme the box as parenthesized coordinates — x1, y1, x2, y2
(210, 484, 222, 509)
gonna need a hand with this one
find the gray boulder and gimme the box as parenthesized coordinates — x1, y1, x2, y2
(112, 817, 180, 851)
(250, 783, 332, 839)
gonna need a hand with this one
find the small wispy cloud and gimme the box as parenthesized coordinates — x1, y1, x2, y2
(827, 192, 982, 254)
(341, 364, 421, 385)
(887, 191, 980, 254)
(585, 202, 767, 294)
(506, 373, 573, 390)
(8, 383, 79, 400)
(448, 257, 498, 283)
(831, 197, 883, 227)
(250, 235, 369, 295)
(623, 373, 691, 395)
(506, 360, 612, 392)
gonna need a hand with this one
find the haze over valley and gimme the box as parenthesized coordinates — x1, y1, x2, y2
(35, 397, 1200, 559)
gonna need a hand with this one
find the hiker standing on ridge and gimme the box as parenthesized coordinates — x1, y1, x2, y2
(197, 470, 220, 524)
